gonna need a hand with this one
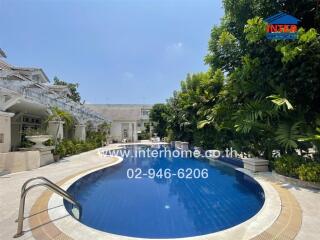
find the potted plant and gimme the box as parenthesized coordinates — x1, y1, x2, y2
(52, 142, 66, 161)
(46, 107, 74, 160)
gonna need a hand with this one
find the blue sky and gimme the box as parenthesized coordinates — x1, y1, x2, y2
(0, 0, 223, 104)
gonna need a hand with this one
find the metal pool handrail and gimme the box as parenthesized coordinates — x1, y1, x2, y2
(14, 177, 81, 238)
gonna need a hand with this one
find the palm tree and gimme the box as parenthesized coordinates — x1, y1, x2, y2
(275, 121, 304, 153)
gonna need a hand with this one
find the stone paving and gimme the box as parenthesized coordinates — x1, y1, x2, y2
(0, 148, 114, 240)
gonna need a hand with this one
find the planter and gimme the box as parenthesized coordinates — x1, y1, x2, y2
(26, 135, 52, 149)
(53, 154, 60, 162)
(242, 158, 269, 172)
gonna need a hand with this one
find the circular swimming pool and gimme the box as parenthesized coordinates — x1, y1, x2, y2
(64, 145, 264, 238)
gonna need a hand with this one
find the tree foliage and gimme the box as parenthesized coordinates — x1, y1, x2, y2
(53, 76, 81, 103)
(150, 0, 320, 161)
(149, 104, 169, 138)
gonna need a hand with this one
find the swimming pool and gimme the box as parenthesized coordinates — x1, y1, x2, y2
(64, 145, 265, 238)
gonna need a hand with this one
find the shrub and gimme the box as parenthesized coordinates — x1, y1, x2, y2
(138, 130, 150, 140)
(297, 163, 320, 182)
(52, 125, 109, 159)
(274, 154, 305, 178)
(53, 143, 66, 158)
(44, 138, 54, 146)
(74, 143, 84, 154)
(53, 138, 100, 159)
(85, 142, 95, 151)
(20, 140, 34, 148)
(63, 140, 75, 155)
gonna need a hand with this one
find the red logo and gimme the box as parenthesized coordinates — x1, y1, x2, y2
(266, 24, 298, 33)
(264, 12, 300, 40)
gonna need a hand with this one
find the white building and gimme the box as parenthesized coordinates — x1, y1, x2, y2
(88, 104, 152, 142)
(0, 49, 107, 174)
(0, 49, 153, 174)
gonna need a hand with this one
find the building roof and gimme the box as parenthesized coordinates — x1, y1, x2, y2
(91, 104, 153, 107)
(265, 12, 301, 24)
(11, 67, 49, 83)
(0, 58, 49, 83)
(0, 59, 12, 70)
(87, 104, 152, 121)
(44, 84, 71, 96)
(0, 49, 7, 58)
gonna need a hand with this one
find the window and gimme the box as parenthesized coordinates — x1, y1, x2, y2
(0, 133, 4, 143)
(32, 75, 40, 82)
(123, 129, 128, 138)
(137, 123, 141, 127)
(141, 110, 150, 116)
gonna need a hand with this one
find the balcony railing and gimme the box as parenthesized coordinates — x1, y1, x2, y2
(0, 80, 106, 123)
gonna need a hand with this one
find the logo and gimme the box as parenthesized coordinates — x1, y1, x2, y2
(264, 12, 300, 40)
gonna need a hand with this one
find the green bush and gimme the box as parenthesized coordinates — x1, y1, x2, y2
(138, 130, 150, 140)
(74, 143, 84, 153)
(63, 140, 75, 155)
(297, 163, 320, 182)
(84, 142, 93, 150)
(44, 138, 54, 146)
(20, 140, 34, 148)
(274, 154, 304, 178)
(53, 143, 66, 158)
(275, 154, 320, 182)
(53, 137, 101, 158)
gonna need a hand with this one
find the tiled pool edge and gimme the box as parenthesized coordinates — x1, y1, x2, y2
(49, 150, 279, 240)
(28, 154, 122, 240)
(28, 146, 301, 240)
(237, 169, 302, 240)
(48, 163, 281, 240)
(251, 183, 302, 240)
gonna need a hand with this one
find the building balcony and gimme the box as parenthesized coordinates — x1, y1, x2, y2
(0, 79, 106, 124)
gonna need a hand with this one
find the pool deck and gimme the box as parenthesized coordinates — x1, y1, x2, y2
(0, 143, 319, 240)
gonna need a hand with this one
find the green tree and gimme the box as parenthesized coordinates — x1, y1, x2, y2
(159, 0, 320, 162)
(149, 104, 169, 138)
(53, 76, 81, 103)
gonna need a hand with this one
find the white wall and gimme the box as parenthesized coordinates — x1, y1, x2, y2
(0, 151, 40, 174)
(111, 121, 137, 142)
(75, 124, 86, 141)
(110, 121, 122, 142)
(0, 112, 14, 153)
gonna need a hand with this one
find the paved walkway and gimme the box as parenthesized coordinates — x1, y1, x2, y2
(281, 181, 320, 239)
(0, 148, 114, 240)
(0, 146, 319, 240)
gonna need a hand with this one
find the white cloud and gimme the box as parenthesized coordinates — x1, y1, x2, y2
(123, 72, 135, 79)
(165, 42, 184, 56)
(173, 42, 183, 49)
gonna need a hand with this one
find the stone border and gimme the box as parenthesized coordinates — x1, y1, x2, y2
(251, 183, 302, 240)
(28, 145, 302, 240)
(237, 168, 302, 239)
(28, 152, 122, 240)
(272, 171, 320, 190)
(45, 147, 280, 240)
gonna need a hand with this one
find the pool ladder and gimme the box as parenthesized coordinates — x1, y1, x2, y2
(14, 177, 82, 238)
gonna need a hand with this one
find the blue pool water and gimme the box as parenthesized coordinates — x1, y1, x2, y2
(65, 145, 264, 238)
